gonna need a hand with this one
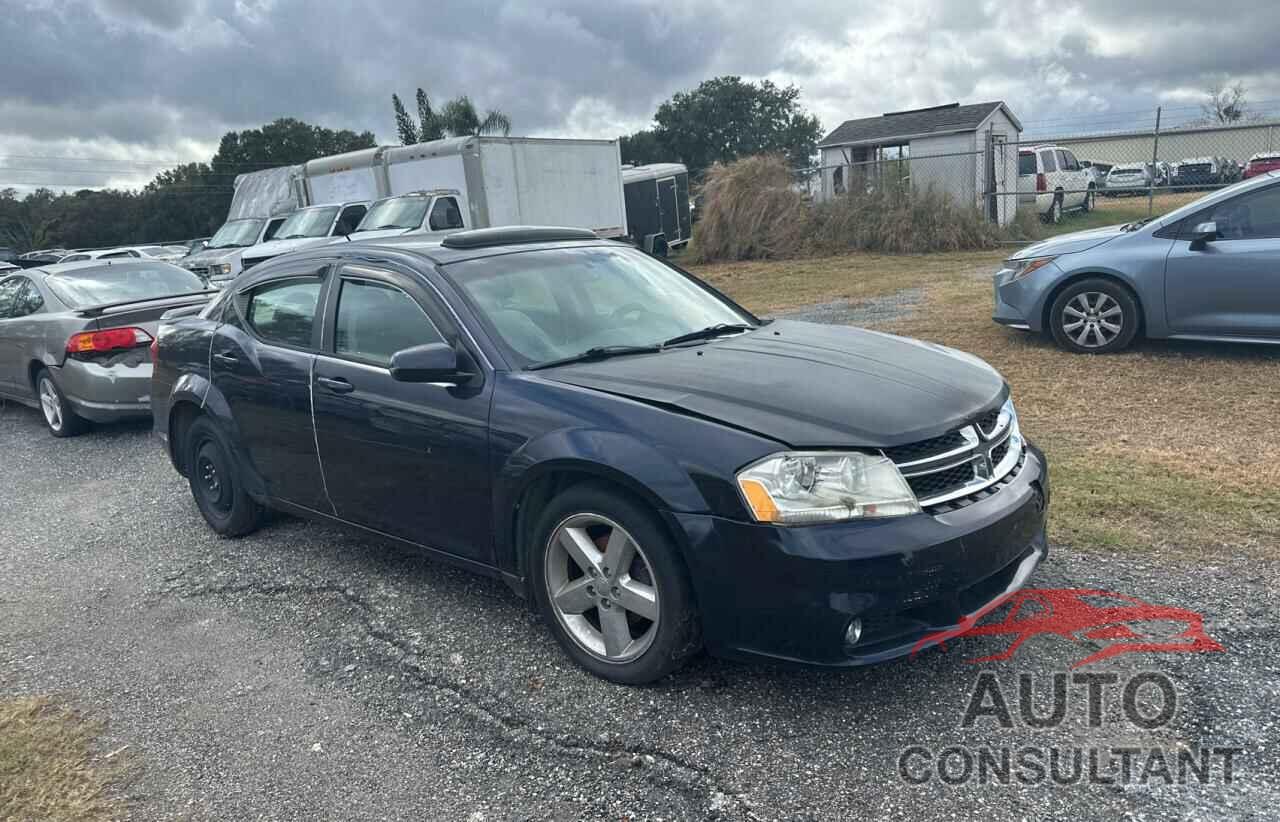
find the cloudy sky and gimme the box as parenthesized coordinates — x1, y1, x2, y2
(3, 0, 1279, 193)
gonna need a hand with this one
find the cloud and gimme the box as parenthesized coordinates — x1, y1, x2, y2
(2, 0, 1279, 194)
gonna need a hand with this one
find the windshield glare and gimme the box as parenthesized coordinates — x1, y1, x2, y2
(276, 206, 340, 239)
(208, 219, 264, 248)
(46, 264, 203, 308)
(449, 247, 752, 367)
(356, 197, 430, 231)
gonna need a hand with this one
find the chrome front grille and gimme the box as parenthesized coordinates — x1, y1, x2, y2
(887, 404, 1024, 512)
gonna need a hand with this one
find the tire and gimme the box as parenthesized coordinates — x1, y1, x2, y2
(185, 416, 265, 536)
(1048, 278, 1140, 354)
(35, 368, 87, 438)
(530, 483, 701, 684)
(1048, 194, 1063, 224)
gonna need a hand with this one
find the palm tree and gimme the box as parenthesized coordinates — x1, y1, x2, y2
(390, 89, 511, 144)
(437, 96, 511, 137)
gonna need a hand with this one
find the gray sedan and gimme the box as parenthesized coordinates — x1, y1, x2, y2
(994, 171, 1280, 352)
(0, 260, 212, 436)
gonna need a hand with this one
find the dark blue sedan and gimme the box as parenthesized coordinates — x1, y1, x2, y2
(152, 227, 1048, 683)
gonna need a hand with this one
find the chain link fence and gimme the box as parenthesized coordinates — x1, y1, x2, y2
(796, 106, 1280, 227)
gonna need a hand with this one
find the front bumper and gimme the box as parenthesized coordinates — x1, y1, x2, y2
(671, 443, 1049, 668)
(991, 268, 1051, 332)
(52, 359, 153, 423)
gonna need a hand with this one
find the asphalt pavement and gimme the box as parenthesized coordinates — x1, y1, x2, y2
(1, 396, 1276, 821)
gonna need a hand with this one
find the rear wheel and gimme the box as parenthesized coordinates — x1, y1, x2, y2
(1044, 194, 1063, 224)
(1049, 279, 1140, 354)
(36, 368, 86, 438)
(530, 483, 700, 684)
(185, 417, 265, 536)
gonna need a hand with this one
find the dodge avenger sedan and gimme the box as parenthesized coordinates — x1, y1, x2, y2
(153, 227, 1049, 683)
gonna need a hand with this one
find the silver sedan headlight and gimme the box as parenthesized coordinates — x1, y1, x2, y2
(1003, 255, 1057, 282)
(737, 452, 920, 525)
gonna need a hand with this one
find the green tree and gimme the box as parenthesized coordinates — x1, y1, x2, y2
(417, 88, 444, 141)
(619, 129, 667, 166)
(393, 93, 419, 144)
(644, 76, 822, 175)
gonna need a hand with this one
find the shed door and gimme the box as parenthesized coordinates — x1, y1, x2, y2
(657, 177, 681, 241)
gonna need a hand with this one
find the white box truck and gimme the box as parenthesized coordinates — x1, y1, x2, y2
(345, 136, 627, 243)
(181, 164, 303, 282)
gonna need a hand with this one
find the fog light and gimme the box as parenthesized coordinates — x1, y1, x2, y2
(844, 618, 863, 648)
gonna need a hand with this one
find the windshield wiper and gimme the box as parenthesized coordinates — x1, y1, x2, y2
(364, 223, 411, 231)
(660, 323, 754, 348)
(279, 233, 313, 240)
(527, 344, 661, 371)
(1121, 218, 1154, 232)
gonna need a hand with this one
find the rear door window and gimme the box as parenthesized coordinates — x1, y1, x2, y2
(244, 279, 323, 348)
(0, 277, 23, 319)
(1039, 150, 1058, 172)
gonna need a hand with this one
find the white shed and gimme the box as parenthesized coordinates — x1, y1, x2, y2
(817, 101, 1023, 225)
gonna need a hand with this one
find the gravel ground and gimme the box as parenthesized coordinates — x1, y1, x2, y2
(2, 394, 1277, 820)
(773, 288, 924, 325)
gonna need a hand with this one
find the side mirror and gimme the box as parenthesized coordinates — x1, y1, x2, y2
(1189, 221, 1218, 250)
(389, 342, 469, 384)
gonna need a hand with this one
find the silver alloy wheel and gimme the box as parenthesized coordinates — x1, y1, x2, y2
(38, 377, 63, 431)
(544, 513, 660, 663)
(1062, 291, 1124, 348)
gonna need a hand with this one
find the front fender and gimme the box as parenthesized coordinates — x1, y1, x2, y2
(493, 427, 713, 577)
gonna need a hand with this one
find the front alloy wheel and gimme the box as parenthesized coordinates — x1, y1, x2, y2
(531, 484, 700, 684)
(1049, 279, 1139, 353)
(544, 514, 659, 662)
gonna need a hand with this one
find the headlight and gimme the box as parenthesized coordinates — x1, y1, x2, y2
(1004, 256, 1057, 282)
(737, 452, 920, 525)
(218, 263, 233, 275)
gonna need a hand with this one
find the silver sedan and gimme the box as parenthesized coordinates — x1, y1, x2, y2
(0, 260, 212, 436)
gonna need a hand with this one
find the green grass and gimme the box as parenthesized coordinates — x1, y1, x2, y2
(1039, 190, 1202, 238)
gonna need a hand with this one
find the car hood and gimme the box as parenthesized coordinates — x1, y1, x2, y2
(1010, 224, 1129, 260)
(537, 320, 1007, 448)
(243, 236, 332, 260)
(182, 246, 245, 266)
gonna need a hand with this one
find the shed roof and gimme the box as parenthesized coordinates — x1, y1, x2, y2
(819, 102, 1021, 148)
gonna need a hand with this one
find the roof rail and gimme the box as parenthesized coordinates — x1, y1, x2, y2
(440, 226, 601, 250)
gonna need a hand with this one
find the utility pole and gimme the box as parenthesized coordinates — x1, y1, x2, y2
(1148, 106, 1162, 217)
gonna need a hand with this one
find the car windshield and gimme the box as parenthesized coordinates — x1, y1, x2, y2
(45, 264, 204, 308)
(448, 246, 754, 368)
(355, 197, 430, 231)
(208, 219, 265, 248)
(276, 206, 341, 239)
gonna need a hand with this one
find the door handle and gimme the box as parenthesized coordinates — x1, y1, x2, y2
(213, 351, 238, 365)
(316, 375, 355, 394)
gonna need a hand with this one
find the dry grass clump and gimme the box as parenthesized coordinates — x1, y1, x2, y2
(0, 697, 125, 821)
(689, 155, 1012, 262)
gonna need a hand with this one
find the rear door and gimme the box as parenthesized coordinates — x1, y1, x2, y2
(210, 264, 332, 510)
(1164, 181, 1280, 336)
(311, 263, 493, 561)
(656, 177, 681, 242)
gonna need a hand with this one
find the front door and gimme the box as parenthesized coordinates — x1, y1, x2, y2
(210, 267, 331, 510)
(1165, 181, 1280, 337)
(311, 264, 493, 562)
(657, 177, 681, 242)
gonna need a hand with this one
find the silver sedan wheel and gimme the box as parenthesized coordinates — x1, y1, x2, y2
(1062, 292, 1124, 348)
(544, 513, 659, 663)
(38, 377, 63, 432)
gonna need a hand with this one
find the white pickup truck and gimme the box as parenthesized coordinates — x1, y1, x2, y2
(1017, 145, 1095, 223)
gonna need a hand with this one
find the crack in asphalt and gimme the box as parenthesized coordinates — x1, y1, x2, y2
(161, 575, 766, 821)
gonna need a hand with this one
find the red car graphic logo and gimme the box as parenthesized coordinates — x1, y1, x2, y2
(912, 588, 1224, 667)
